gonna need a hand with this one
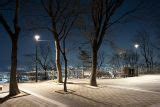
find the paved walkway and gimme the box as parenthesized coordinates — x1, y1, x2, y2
(1, 75, 160, 107)
(0, 84, 64, 107)
(0, 94, 58, 107)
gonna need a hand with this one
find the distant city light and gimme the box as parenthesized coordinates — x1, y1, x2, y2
(134, 44, 139, 49)
(34, 35, 40, 41)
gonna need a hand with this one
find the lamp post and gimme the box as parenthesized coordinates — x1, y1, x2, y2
(34, 35, 40, 82)
(134, 43, 139, 76)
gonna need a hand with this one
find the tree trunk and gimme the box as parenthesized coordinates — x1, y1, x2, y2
(44, 70, 47, 80)
(146, 62, 150, 73)
(55, 40, 63, 83)
(90, 45, 98, 86)
(82, 66, 84, 78)
(9, 40, 20, 96)
(63, 54, 68, 92)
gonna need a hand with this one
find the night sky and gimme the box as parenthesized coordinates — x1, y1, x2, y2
(0, 0, 160, 71)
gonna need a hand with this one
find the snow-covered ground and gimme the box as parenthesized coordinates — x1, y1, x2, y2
(0, 78, 8, 84)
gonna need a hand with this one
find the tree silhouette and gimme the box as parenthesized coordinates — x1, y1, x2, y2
(0, 0, 20, 96)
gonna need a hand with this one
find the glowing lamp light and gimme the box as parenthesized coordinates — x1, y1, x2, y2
(34, 35, 40, 41)
(134, 44, 139, 49)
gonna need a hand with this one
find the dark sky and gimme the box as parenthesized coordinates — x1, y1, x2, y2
(0, 0, 160, 71)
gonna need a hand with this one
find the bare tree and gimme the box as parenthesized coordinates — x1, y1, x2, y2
(0, 0, 20, 96)
(127, 50, 139, 69)
(59, 15, 78, 92)
(37, 43, 54, 80)
(78, 47, 91, 68)
(41, 0, 79, 83)
(78, 47, 92, 78)
(109, 53, 122, 73)
(88, 0, 139, 86)
(134, 31, 155, 73)
(24, 44, 55, 80)
(120, 50, 139, 73)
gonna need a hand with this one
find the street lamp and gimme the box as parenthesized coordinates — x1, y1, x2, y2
(34, 34, 40, 82)
(134, 44, 139, 49)
(134, 43, 139, 76)
(35, 35, 40, 41)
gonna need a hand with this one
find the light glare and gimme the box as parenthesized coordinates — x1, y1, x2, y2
(35, 35, 40, 41)
(134, 44, 139, 49)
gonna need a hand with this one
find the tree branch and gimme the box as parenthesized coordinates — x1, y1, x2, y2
(108, 1, 142, 29)
(0, 14, 14, 38)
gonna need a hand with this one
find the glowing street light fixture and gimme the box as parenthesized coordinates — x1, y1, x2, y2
(34, 35, 52, 81)
(134, 43, 139, 76)
(34, 35, 40, 41)
(134, 44, 139, 49)
(34, 34, 40, 82)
